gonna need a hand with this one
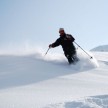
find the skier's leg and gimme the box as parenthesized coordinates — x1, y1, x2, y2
(72, 55, 79, 63)
(66, 55, 74, 64)
(65, 51, 76, 64)
(71, 51, 79, 63)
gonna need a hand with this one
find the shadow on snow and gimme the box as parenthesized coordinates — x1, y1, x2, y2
(0, 54, 96, 89)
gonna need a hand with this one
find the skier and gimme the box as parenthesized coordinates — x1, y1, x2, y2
(49, 28, 78, 64)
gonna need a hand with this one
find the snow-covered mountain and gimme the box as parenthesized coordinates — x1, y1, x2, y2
(0, 48, 108, 108)
(91, 45, 108, 52)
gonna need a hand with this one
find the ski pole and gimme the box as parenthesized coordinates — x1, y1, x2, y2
(44, 47, 50, 56)
(74, 42, 93, 59)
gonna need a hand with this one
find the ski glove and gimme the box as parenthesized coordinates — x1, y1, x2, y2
(49, 44, 52, 48)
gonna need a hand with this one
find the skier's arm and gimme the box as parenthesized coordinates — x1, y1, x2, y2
(66, 34, 75, 42)
(71, 35, 75, 42)
(49, 38, 61, 48)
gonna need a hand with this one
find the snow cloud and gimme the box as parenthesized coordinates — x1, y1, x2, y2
(0, 43, 99, 70)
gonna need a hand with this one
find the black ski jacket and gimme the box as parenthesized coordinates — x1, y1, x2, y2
(52, 34, 76, 55)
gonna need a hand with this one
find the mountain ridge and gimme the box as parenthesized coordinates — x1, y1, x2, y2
(91, 45, 108, 52)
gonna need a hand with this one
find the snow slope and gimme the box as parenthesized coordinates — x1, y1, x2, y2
(0, 48, 108, 108)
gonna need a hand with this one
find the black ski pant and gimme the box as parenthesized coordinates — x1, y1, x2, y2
(64, 50, 77, 64)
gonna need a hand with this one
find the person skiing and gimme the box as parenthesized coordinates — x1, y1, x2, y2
(49, 28, 78, 64)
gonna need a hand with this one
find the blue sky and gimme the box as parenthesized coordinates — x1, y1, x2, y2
(0, 0, 108, 51)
